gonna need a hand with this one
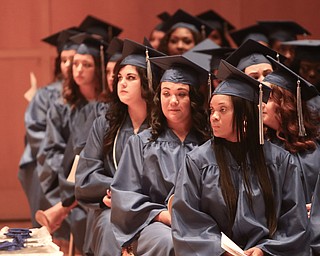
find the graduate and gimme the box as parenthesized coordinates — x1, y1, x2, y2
(226, 39, 285, 82)
(74, 39, 164, 256)
(158, 9, 212, 55)
(110, 54, 210, 255)
(18, 27, 81, 228)
(263, 56, 320, 216)
(35, 33, 108, 252)
(171, 60, 310, 256)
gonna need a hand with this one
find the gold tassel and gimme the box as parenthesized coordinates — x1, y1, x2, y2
(276, 53, 280, 62)
(297, 79, 307, 136)
(100, 43, 106, 92)
(145, 47, 153, 92)
(259, 83, 264, 145)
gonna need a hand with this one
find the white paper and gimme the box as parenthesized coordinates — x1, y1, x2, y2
(221, 232, 246, 256)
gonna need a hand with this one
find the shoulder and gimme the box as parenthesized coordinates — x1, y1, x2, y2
(187, 139, 216, 169)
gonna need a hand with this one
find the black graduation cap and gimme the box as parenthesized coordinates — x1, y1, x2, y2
(216, 60, 271, 103)
(154, 11, 171, 32)
(225, 39, 286, 71)
(79, 15, 122, 42)
(258, 21, 310, 42)
(264, 55, 319, 136)
(264, 55, 319, 100)
(107, 37, 123, 62)
(281, 39, 320, 62)
(184, 38, 221, 71)
(120, 39, 165, 69)
(149, 54, 210, 89)
(230, 24, 269, 47)
(215, 60, 271, 144)
(196, 46, 235, 70)
(160, 9, 213, 37)
(42, 27, 82, 53)
(197, 9, 235, 31)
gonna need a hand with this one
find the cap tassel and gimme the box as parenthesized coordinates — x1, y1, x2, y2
(100, 43, 106, 92)
(297, 79, 307, 136)
(201, 25, 206, 40)
(145, 48, 153, 92)
(276, 53, 280, 62)
(258, 83, 264, 145)
(208, 73, 212, 103)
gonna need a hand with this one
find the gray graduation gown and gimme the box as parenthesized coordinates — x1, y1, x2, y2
(171, 139, 310, 256)
(310, 172, 320, 255)
(18, 81, 62, 227)
(111, 128, 201, 255)
(75, 115, 149, 256)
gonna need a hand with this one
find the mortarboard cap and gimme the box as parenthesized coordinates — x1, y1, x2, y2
(258, 21, 310, 42)
(230, 24, 269, 46)
(196, 46, 235, 70)
(154, 11, 171, 31)
(215, 60, 271, 103)
(79, 15, 122, 42)
(215, 60, 271, 143)
(107, 37, 123, 62)
(184, 38, 220, 71)
(281, 39, 320, 62)
(120, 39, 165, 69)
(197, 9, 235, 31)
(225, 39, 286, 71)
(264, 55, 319, 100)
(42, 27, 81, 53)
(150, 54, 210, 89)
(160, 9, 213, 37)
(264, 55, 319, 136)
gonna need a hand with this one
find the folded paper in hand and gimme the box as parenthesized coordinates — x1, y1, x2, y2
(221, 232, 246, 256)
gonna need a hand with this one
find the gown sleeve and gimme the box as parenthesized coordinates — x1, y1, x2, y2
(310, 173, 320, 255)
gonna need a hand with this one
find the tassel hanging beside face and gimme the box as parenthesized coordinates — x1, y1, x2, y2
(208, 73, 212, 103)
(297, 79, 307, 136)
(258, 83, 264, 145)
(145, 48, 153, 92)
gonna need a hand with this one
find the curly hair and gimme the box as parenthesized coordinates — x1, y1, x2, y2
(63, 54, 103, 109)
(265, 85, 318, 153)
(213, 96, 277, 238)
(103, 62, 155, 155)
(157, 27, 203, 55)
(150, 82, 210, 144)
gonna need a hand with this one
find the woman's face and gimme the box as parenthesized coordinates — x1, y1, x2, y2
(72, 54, 96, 87)
(262, 90, 281, 131)
(106, 61, 116, 92)
(60, 49, 76, 79)
(149, 30, 165, 50)
(117, 65, 143, 106)
(299, 60, 320, 86)
(208, 29, 223, 46)
(210, 94, 237, 142)
(244, 63, 273, 82)
(161, 82, 192, 127)
(167, 27, 196, 55)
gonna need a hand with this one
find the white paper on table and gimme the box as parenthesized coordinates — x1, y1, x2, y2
(221, 232, 246, 256)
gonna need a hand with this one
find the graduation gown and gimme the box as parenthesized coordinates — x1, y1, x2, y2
(18, 81, 62, 226)
(75, 115, 149, 256)
(111, 128, 201, 250)
(270, 138, 320, 204)
(310, 173, 320, 255)
(36, 99, 105, 251)
(171, 139, 310, 256)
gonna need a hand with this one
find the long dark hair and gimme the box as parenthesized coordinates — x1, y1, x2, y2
(103, 63, 154, 155)
(150, 82, 210, 143)
(265, 85, 318, 153)
(63, 53, 103, 108)
(213, 96, 277, 238)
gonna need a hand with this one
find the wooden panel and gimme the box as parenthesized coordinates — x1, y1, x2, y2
(0, 0, 319, 221)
